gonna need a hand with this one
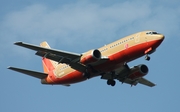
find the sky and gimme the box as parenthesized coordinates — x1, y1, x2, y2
(1, 0, 180, 112)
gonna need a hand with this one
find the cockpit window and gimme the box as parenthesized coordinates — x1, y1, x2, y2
(146, 31, 159, 35)
(152, 32, 158, 34)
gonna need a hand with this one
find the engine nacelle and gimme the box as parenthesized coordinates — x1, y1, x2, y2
(80, 49, 101, 64)
(128, 64, 149, 80)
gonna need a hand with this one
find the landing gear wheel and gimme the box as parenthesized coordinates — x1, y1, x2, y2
(111, 80, 116, 86)
(145, 55, 150, 61)
(107, 80, 116, 86)
(107, 80, 111, 85)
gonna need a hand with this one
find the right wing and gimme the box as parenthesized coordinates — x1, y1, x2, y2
(101, 64, 156, 87)
(120, 78, 156, 87)
(14, 42, 87, 72)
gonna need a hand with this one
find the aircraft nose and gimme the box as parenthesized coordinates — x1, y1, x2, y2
(157, 34, 165, 41)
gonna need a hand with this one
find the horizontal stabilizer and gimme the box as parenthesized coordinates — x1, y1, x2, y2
(8, 67, 48, 79)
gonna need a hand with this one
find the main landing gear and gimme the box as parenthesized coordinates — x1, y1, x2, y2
(83, 65, 98, 79)
(106, 71, 116, 86)
(107, 79, 116, 86)
(83, 69, 91, 79)
(145, 54, 150, 61)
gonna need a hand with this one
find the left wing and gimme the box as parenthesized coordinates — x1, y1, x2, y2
(14, 42, 87, 72)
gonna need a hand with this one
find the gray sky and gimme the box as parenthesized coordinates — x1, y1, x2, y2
(1, 0, 180, 112)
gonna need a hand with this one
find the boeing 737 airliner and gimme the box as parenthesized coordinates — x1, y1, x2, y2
(8, 31, 164, 87)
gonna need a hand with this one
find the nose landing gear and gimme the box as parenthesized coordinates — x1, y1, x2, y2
(145, 54, 150, 61)
(144, 47, 156, 61)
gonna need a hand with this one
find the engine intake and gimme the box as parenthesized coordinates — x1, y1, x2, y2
(140, 64, 148, 74)
(128, 64, 149, 80)
(80, 49, 101, 64)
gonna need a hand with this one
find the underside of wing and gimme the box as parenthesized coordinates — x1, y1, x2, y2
(8, 67, 48, 79)
(138, 77, 156, 87)
(121, 78, 155, 87)
(101, 63, 130, 80)
(101, 63, 155, 87)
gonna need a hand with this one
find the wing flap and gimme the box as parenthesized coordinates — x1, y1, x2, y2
(8, 67, 48, 79)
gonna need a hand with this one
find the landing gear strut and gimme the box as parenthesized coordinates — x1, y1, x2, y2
(145, 54, 150, 61)
(83, 69, 90, 79)
(107, 79, 116, 86)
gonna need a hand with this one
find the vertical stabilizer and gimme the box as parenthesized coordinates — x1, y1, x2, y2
(40, 41, 57, 73)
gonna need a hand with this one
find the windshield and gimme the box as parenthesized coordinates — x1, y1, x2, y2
(146, 31, 159, 35)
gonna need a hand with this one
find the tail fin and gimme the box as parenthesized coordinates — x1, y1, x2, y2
(40, 41, 57, 73)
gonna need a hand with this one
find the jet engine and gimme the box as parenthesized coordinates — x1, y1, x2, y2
(128, 64, 149, 80)
(80, 49, 101, 64)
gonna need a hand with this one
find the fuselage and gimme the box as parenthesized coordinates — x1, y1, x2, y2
(43, 31, 164, 85)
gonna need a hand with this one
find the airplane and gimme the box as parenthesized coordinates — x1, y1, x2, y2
(8, 31, 164, 87)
